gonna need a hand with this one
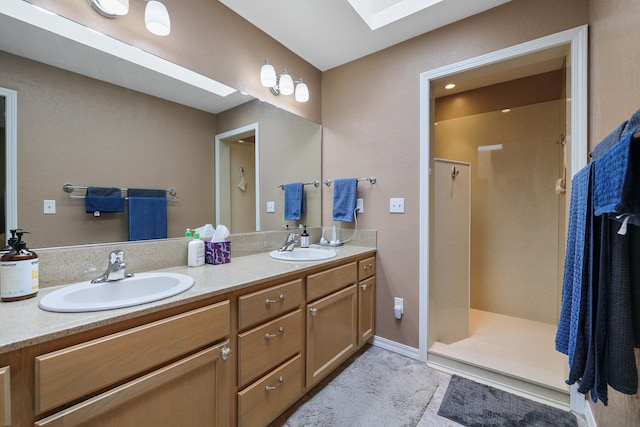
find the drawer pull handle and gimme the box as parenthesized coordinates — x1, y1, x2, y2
(221, 347, 232, 361)
(265, 326, 285, 340)
(363, 264, 373, 270)
(265, 294, 285, 305)
(309, 307, 318, 317)
(265, 376, 284, 391)
(360, 283, 368, 291)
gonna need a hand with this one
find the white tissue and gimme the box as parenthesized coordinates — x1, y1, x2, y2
(212, 225, 230, 242)
(194, 224, 215, 240)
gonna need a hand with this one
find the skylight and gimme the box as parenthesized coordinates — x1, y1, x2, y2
(348, 0, 444, 30)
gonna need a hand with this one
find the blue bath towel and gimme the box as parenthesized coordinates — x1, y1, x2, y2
(592, 130, 640, 224)
(592, 108, 640, 160)
(332, 178, 358, 222)
(127, 188, 167, 198)
(556, 163, 593, 362)
(128, 197, 167, 241)
(284, 183, 305, 220)
(85, 187, 125, 213)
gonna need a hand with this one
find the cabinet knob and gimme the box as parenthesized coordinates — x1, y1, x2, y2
(309, 307, 318, 317)
(265, 326, 285, 340)
(360, 283, 367, 291)
(265, 376, 284, 391)
(265, 294, 285, 305)
(221, 347, 232, 361)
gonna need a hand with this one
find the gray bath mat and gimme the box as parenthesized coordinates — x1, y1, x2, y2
(438, 375, 578, 427)
(275, 346, 438, 427)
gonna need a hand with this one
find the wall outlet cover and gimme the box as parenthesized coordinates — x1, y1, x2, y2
(266, 201, 275, 213)
(356, 198, 364, 213)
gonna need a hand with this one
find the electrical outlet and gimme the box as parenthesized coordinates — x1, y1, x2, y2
(356, 198, 364, 213)
(390, 198, 405, 213)
(44, 200, 56, 215)
(394, 297, 404, 319)
(266, 201, 275, 213)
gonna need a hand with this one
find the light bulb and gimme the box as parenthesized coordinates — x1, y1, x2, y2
(279, 70, 294, 95)
(145, 1, 171, 36)
(295, 80, 309, 102)
(95, 0, 129, 16)
(260, 60, 277, 87)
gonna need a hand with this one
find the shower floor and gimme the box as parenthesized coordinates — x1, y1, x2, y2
(429, 309, 569, 392)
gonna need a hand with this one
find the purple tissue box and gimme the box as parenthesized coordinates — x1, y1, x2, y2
(205, 241, 231, 265)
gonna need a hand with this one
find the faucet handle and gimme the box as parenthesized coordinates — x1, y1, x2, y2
(109, 249, 125, 264)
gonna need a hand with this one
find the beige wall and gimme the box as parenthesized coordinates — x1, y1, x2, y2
(588, 0, 640, 424)
(435, 100, 564, 325)
(29, 0, 322, 123)
(322, 0, 588, 348)
(229, 141, 256, 233)
(0, 51, 217, 248)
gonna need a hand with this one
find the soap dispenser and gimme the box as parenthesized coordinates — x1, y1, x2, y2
(300, 226, 310, 248)
(0, 229, 39, 302)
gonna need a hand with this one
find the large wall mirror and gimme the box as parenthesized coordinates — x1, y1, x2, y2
(0, 4, 321, 248)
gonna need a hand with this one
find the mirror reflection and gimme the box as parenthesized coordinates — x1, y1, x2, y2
(0, 32, 321, 249)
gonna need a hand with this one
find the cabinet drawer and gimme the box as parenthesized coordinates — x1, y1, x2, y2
(35, 301, 230, 414)
(238, 355, 302, 427)
(238, 279, 303, 330)
(358, 256, 376, 281)
(307, 262, 357, 301)
(0, 366, 9, 427)
(238, 309, 302, 388)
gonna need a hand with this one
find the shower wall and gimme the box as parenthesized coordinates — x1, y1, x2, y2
(434, 100, 565, 325)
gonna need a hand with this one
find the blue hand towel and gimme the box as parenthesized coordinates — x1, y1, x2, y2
(556, 163, 593, 361)
(128, 197, 167, 241)
(284, 182, 305, 220)
(332, 178, 358, 222)
(127, 188, 167, 198)
(593, 129, 640, 223)
(85, 187, 125, 213)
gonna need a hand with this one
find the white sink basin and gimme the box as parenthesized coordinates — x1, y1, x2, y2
(39, 272, 195, 313)
(269, 247, 337, 262)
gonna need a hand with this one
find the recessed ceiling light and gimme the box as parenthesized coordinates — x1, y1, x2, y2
(444, 83, 455, 90)
(502, 108, 511, 113)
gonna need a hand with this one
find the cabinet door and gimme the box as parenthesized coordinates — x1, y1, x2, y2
(306, 285, 357, 387)
(35, 341, 233, 427)
(358, 276, 375, 345)
(0, 366, 9, 427)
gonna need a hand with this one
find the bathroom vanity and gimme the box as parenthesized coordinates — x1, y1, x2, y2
(0, 243, 376, 426)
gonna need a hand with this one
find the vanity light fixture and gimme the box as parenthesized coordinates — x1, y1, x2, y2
(260, 59, 309, 102)
(89, 0, 171, 36)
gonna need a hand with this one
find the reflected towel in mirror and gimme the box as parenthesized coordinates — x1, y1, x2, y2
(128, 197, 167, 241)
(284, 182, 305, 220)
(85, 187, 125, 213)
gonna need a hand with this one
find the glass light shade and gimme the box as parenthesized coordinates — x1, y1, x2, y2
(279, 71, 294, 96)
(96, 0, 129, 16)
(260, 62, 277, 87)
(295, 80, 309, 102)
(145, 1, 171, 36)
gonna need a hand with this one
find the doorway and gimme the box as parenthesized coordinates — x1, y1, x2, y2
(215, 123, 260, 233)
(419, 26, 588, 409)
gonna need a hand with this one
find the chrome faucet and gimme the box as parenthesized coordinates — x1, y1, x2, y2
(278, 233, 299, 251)
(91, 249, 134, 283)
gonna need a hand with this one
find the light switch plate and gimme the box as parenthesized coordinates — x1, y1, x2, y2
(44, 200, 56, 215)
(266, 201, 275, 213)
(390, 198, 405, 213)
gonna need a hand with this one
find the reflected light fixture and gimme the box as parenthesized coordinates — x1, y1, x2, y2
(260, 59, 309, 102)
(89, 0, 171, 36)
(444, 83, 456, 90)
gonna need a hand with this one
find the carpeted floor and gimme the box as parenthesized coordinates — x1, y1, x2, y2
(437, 375, 579, 427)
(271, 345, 439, 427)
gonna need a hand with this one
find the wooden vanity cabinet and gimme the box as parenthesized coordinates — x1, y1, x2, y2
(358, 256, 376, 345)
(306, 262, 358, 387)
(0, 366, 9, 427)
(237, 279, 304, 427)
(34, 301, 232, 427)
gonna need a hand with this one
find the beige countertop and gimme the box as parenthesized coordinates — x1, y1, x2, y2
(0, 244, 375, 355)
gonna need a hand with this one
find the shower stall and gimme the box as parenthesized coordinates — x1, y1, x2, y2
(428, 100, 570, 404)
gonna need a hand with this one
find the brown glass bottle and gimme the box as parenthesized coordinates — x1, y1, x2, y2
(0, 230, 39, 302)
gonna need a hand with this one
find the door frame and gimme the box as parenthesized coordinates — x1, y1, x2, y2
(0, 87, 18, 236)
(419, 25, 588, 410)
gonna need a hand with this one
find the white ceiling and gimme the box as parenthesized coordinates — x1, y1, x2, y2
(219, 0, 512, 71)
